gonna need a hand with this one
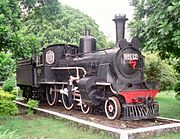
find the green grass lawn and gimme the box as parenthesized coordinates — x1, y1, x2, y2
(0, 116, 109, 139)
(148, 90, 180, 139)
(156, 90, 180, 119)
(147, 132, 180, 139)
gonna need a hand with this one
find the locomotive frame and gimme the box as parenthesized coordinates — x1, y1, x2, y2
(16, 14, 159, 120)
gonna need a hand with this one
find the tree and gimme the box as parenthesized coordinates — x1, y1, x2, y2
(20, 0, 59, 12)
(129, 0, 180, 59)
(0, 0, 40, 59)
(22, 3, 108, 49)
(0, 52, 15, 81)
(0, 0, 109, 59)
(0, 0, 20, 52)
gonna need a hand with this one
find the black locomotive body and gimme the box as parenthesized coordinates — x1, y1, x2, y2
(17, 15, 159, 120)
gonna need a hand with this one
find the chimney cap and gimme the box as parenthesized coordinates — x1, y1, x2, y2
(113, 14, 128, 21)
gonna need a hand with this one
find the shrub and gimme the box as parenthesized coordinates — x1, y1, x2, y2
(0, 88, 16, 101)
(2, 78, 15, 92)
(174, 82, 180, 100)
(175, 93, 180, 100)
(0, 88, 18, 116)
(0, 87, 24, 101)
(9, 89, 17, 97)
(0, 100, 18, 116)
(0, 92, 16, 101)
(9, 87, 23, 97)
(174, 82, 180, 93)
(144, 53, 178, 90)
(0, 52, 16, 81)
(27, 99, 39, 115)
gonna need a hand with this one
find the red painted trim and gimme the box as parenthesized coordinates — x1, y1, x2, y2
(119, 89, 159, 103)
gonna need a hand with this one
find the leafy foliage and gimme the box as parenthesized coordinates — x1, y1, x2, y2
(0, 87, 17, 116)
(174, 81, 180, 93)
(0, 53, 15, 81)
(10, 87, 22, 97)
(0, 0, 109, 59)
(144, 53, 178, 90)
(22, 3, 108, 49)
(12, 30, 40, 59)
(0, 0, 20, 52)
(0, 0, 40, 59)
(27, 99, 39, 115)
(175, 93, 180, 100)
(174, 81, 180, 100)
(21, 0, 59, 12)
(129, 0, 180, 59)
(2, 78, 15, 92)
(0, 89, 16, 101)
(0, 100, 18, 116)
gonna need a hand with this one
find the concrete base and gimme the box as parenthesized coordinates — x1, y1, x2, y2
(15, 101, 180, 139)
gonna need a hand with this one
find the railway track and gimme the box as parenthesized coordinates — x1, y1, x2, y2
(15, 100, 180, 139)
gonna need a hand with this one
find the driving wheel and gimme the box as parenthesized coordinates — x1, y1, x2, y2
(46, 85, 59, 106)
(62, 93, 74, 110)
(81, 102, 92, 114)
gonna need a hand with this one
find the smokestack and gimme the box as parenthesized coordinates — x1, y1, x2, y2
(113, 14, 128, 44)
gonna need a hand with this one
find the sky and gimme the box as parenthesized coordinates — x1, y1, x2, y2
(60, 0, 134, 41)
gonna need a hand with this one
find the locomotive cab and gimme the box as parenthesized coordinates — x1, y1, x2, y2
(35, 44, 79, 83)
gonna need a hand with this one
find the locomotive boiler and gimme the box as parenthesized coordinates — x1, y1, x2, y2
(17, 14, 159, 120)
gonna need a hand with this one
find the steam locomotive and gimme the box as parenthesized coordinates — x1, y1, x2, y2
(16, 15, 159, 120)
